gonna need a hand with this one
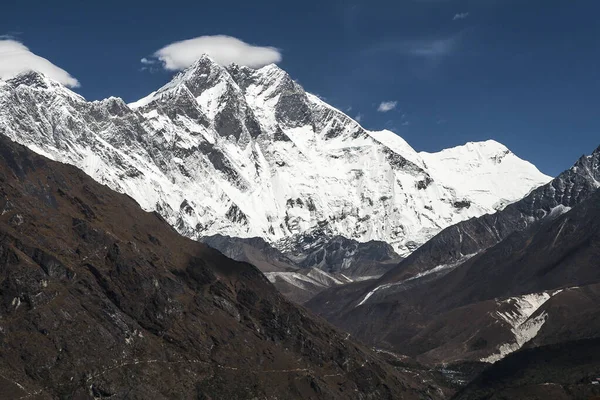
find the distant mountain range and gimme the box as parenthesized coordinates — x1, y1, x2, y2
(0, 58, 548, 275)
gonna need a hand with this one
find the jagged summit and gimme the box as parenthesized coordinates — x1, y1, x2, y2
(0, 57, 551, 259)
(129, 54, 230, 109)
(6, 70, 55, 89)
(3, 70, 86, 105)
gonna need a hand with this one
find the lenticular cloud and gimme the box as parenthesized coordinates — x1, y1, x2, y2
(0, 40, 80, 88)
(149, 35, 282, 70)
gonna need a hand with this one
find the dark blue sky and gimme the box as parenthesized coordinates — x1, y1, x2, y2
(2, 0, 599, 176)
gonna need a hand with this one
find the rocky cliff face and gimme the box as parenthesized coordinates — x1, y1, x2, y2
(0, 134, 448, 399)
(0, 58, 550, 264)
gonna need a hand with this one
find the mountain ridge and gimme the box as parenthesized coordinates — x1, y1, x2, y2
(0, 58, 550, 266)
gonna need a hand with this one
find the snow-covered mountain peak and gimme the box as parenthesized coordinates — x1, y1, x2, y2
(227, 62, 291, 96)
(174, 54, 232, 96)
(424, 139, 511, 161)
(420, 140, 551, 211)
(4, 70, 85, 103)
(241, 64, 290, 95)
(6, 70, 57, 90)
(570, 146, 600, 189)
(0, 57, 552, 259)
(130, 54, 232, 109)
(91, 96, 131, 116)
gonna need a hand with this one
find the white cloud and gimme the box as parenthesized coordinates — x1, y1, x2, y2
(140, 57, 155, 65)
(377, 101, 398, 113)
(355, 113, 364, 123)
(0, 40, 80, 87)
(453, 12, 469, 20)
(148, 35, 282, 70)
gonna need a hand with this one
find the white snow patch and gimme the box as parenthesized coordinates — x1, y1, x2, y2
(128, 91, 157, 109)
(548, 204, 571, 218)
(420, 140, 552, 211)
(264, 271, 326, 291)
(306, 268, 345, 286)
(481, 290, 563, 363)
(356, 282, 398, 307)
(355, 253, 478, 307)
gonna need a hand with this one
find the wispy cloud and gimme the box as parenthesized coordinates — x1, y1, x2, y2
(355, 113, 364, 123)
(367, 35, 460, 60)
(145, 35, 282, 70)
(0, 31, 22, 40)
(0, 39, 80, 87)
(377, 101, 398, 113)
(408, 37, 458, 57)
(453, 12, 469, 20)
(139, 57, 159, 72)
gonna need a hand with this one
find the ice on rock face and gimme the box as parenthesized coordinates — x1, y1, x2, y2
(0, 59, 552, 259)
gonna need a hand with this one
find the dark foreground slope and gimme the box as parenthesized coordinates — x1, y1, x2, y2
(0, 135, 444, 399)
(453, 338, 600, 400)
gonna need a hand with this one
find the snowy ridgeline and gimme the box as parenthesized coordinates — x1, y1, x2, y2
(356, 253, 479, 307)
(265, 268, 352, 291)
(0, 59, 551, 258)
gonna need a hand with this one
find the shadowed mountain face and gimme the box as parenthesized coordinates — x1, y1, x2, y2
(0, 135, 446, 399)
(201, 233, 401, 304)
(200, 234, 298, 273)
(307, 146, 600, 370)
(453, 338, 600, 400)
